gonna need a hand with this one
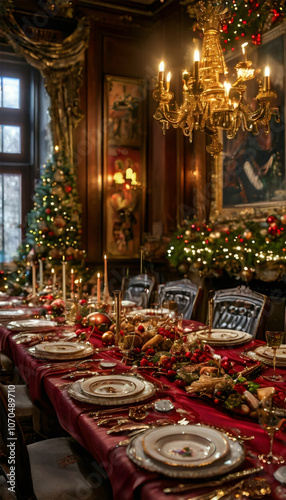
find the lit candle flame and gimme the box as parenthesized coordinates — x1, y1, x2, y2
(159, 61, 165, 72)
(264, 66, 270, 77)
(194, 50, 200, 62)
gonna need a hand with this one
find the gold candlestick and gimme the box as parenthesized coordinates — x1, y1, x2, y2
(114, 290, 121, 346)
(208, 290, 214, 338)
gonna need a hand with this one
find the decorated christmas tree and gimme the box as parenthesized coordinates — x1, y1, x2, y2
(13, 150, 87, 291)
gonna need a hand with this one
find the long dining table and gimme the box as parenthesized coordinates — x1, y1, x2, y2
(1, 318, 286, 500)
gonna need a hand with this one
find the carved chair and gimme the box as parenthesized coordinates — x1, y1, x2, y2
(122, 274, 156, 308)
(210, 285, 270, 339)
(158, 278, 203, 320)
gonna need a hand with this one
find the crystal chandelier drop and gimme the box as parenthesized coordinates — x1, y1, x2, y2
(153, 1, 280, 157)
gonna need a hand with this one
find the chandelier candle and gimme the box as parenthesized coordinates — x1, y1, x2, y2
(264, 66, 270, 91)
(153, 1, 279, 157)
(158, 61, 164, 85)
(194, 50, 200, 81)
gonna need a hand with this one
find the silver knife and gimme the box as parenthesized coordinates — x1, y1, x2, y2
(163, 466, 263, 494)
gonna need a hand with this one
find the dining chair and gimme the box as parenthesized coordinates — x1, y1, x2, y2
(158, 278, 203, 320)
(122, 273, 156, 308)
(210, 285, 270, 339)
(0, 383, 114, 500)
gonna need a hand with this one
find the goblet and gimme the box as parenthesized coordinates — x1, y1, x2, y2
(264, 331, 284, 382)
(258, 400, 285, 464)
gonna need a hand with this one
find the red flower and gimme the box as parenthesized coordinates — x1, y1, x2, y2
(234, 383, 246, 394)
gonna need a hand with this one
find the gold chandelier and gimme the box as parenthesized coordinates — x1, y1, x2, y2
(153, 1, 279, 157)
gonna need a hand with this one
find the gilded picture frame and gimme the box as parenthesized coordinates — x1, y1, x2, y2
(211, 23, 286, 221)
(103, 75, 146, 258)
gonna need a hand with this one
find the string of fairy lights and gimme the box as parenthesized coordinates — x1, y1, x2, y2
(167, 215, 286, 281)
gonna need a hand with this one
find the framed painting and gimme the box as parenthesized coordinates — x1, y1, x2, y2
(212, 23, 286, 219)
(103, 75, 146, 258)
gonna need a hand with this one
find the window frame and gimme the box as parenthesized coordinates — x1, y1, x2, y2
(0, 46, 41, 261)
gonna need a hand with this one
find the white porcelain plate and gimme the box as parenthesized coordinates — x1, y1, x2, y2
(127, 428, 244, 478)
(0, 309, 27, 317)
(81, 374, 145, 398)
(28, 342, 94, 360)
(188, 329, 252, 346)
(7, 319, 57, 331)
(142, 425, 229, 468)
(68, 377, 156, 406)
(35, 341, 87, 354)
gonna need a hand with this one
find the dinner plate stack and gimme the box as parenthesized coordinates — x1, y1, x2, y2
(0, 309, 28, 319)
(187, 329, 252, 346)
(246, 345, 286, 367)
(68, 373, 157, 406)
(7, 319, 58, 331)
(127, 424, 245, 478)
(28, 341, 94, 360)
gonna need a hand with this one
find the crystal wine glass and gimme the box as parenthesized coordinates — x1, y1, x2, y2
(264, 331, 284, 382)
(258, 399, 285, 464)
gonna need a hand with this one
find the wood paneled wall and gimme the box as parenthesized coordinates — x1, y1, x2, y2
(74, 3, 207, 264)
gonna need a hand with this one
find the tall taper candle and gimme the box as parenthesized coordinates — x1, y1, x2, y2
(62, 257, 66, 303)
(140, 249, 143, 274)
(104, 254, 108, 287)
(32, 263, 36, 296)
(97, 273, 101, 305)
(51, 268, 56, 295)
(39, 259, 44, 290)
(71, 269, 74, 300)
(114, 290, 121, 345)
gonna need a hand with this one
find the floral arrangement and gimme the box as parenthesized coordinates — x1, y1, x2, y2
(167, 214, 286, 282)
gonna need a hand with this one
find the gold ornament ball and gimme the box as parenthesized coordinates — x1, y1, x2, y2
(244, 230, 252, 240)
(241, 268, 254, 282)
(281, 215, 286, 225)
(101, 331, 115, 345)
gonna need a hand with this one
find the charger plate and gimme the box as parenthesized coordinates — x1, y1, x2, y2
(28, 342, 94, 360)
(35, 341, 86, 354)
(0, 309, 27, 317)
(7, 319, 57, 331)
(142, 425, 229, 468)
(188, 329, 252, 346)
(81, 374, 145, 398)
(245, 345, 286, 367)
(68, 377, 156, 406)
(127, 427, 244, 479)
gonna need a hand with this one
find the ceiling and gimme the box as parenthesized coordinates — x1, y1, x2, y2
(79, 0, 175, 16)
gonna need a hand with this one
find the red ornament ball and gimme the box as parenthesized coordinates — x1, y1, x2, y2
(86, 312, 112, 333)
(65, 186, 72, 193)
(45, 208, 51, 214)
(267, 215, 278, 225)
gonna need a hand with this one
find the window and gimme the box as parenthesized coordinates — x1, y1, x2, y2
(0, 50, 41, 264)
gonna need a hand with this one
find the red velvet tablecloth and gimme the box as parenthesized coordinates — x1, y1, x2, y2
(1, 322, 286, 500)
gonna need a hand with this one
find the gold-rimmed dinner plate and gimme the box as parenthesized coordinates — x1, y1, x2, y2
(127, 428, 244, 479)
(35, 341, 86, 355)
(0, 309, 27, 317)
(246, 345, 286, 367)
(258, 345, 286, 360)
(188, 329, 252, 346)
(81, 374, 146, 399)
(142, 425, 229, 468)
(68, 377, 156, 406)
(7, 319, 57, 331)
(128, 308, 169, 318)
(28, 342, 94, 360)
